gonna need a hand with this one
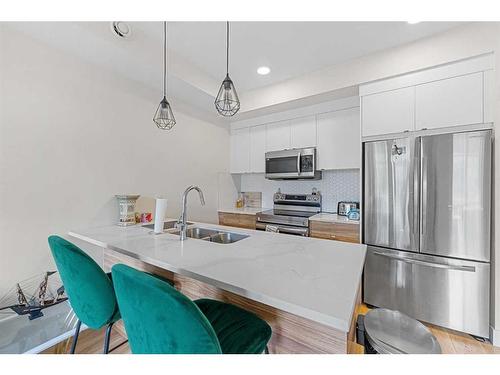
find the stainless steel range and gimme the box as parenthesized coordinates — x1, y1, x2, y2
(256, 190, 321, 236)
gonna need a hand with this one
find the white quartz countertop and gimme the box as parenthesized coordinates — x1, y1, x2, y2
(69, 221, 366, 332)
(309, 213, 360, 225)
(218, 207, 267, 215)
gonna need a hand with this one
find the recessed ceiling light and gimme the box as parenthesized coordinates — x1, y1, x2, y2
(407, 21, 421, 24)
(257, 66, 271, 75)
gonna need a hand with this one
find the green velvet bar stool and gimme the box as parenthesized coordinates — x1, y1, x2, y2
(48, 235, 121, 354)
(111, 264, 272, 354)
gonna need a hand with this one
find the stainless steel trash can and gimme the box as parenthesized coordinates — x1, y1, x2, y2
(363, 308, 442, 354)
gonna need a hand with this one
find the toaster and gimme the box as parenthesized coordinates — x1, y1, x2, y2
(337, 201, 359, 216)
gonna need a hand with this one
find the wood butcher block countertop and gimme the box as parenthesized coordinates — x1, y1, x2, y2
(69, 221, 366, 333)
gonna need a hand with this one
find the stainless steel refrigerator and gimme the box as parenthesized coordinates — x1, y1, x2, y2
(363, 129, 491, 338)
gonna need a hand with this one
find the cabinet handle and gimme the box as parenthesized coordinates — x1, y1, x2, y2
(331, 234, 336, 239)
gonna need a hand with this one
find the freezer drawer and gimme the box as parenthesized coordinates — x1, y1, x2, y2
(364, 246, 490, 338)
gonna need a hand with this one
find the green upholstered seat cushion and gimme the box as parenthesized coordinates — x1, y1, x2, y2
(48, 236, 119, 329)
(194, 299, 272, 354)
(111, 264, 222, 354)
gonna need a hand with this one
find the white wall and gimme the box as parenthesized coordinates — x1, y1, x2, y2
(0, 25, 230, 297)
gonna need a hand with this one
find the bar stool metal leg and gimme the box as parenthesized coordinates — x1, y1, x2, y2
(70, 320, 82, 354)
(103, 322, 114, 354)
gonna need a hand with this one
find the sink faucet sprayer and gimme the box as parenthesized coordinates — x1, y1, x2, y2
(177, 185, 205, 241)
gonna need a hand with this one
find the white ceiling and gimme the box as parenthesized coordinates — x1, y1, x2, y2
(157, 21, 462, 91)
(5, 21, 463, 118)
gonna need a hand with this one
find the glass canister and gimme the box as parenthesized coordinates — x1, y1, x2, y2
(115, 195, 140, 226)
(235, 193, 245, 208)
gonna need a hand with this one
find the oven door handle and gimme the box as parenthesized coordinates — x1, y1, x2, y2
(278, 226, 308, 236)
(297, 151, 301, 175)
(372, 251, 476, 272)
(256, 222, 308, 236)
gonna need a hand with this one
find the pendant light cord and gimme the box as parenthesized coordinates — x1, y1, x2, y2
(226, 21, 229, 75)
(163, 21, 167, 97)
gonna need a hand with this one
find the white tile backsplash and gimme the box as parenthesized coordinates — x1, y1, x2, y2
(240, 169, 360, 212)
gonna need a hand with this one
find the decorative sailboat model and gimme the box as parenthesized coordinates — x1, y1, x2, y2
(0, 271, 67, 320)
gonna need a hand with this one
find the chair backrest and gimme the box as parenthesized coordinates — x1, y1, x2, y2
(48, 235, 117, 329)
(111, 263, 222, 354)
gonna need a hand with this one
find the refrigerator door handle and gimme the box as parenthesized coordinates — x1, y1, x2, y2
(372, 251, 476, 272)
(413, 137, 420, 246)
(420, 151, 426, 237)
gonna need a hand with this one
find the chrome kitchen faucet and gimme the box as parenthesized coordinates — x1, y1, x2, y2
(177, 185, 205, 241)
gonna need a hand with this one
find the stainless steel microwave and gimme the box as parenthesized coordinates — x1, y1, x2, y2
(265, 148, 321, 180)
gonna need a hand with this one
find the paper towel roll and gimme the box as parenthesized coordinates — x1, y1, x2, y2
(154, 198, 168, 234)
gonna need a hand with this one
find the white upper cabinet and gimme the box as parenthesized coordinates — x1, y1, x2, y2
(266, 120, 291, 151)
(361, 86, 415, 137)
(229, 96, 362, 174)
(290, 116, 317, 148)
(249, 125, 266, 173)
(415, 72, 483, 130)
(230, 127, 250, 173)
(360, 55, 493, 138)
(317, 108, 360, 170)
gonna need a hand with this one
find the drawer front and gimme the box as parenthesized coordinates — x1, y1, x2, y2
(364, 246, 490, 338)
(218, 212, 256, 230)
(310, 221, 360, 243)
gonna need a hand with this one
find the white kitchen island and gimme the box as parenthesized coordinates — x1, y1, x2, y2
(69, 221, 366, 354)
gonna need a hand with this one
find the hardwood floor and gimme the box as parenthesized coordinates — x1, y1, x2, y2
(42, 326, 130, 354)
(43, 304, 500, 355)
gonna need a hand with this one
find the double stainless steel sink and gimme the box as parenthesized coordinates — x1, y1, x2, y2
(143, 221, 249, 244)
(142, 220, 193, 231)
(172, 227, 249, 244)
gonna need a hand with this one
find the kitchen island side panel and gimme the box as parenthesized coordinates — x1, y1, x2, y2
(103, 248, 354, 354)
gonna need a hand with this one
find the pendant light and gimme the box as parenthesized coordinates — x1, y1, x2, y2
(153, 21, 176, 130)
(215, 21, 240, 117)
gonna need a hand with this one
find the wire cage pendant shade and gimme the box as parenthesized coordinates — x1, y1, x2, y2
(215, 74, 240, 116)
(153, 21, 176, 130)
(215, 22, 240, 117)
(153, 96, 176, 130)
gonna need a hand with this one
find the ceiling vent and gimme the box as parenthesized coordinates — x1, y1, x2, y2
(110, 22, 132, 39)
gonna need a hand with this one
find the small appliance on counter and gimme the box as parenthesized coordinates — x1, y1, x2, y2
(337, 201, 359, 216)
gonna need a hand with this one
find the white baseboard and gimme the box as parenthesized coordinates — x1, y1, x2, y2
(490, 326, 500, 346)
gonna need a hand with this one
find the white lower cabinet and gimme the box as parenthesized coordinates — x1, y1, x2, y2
(317, 108, 360, 170)
(249, 125, 266, 173)
(230, 127, 250, 173)
(415, 72, 483, 130)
